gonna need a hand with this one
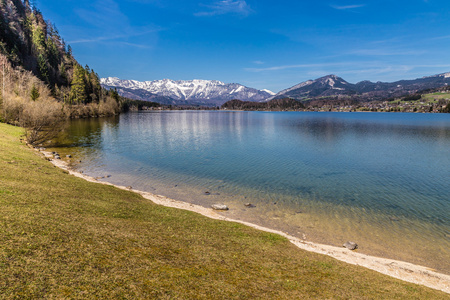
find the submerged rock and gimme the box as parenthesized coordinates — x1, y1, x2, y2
(244, 203, 255, 208)
(211, 204, 229, 211)
(343, 241, 358, 250)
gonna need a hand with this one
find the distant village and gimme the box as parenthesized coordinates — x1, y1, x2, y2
(303, 99, 450, 113)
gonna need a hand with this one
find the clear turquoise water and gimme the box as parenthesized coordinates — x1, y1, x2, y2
(58, 111, 450, 273)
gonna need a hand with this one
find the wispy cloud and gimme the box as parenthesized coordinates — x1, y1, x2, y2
(429, 35, 450, 40)
(69, 0, 161, 47)
(76, 0, 127, 29)
(119, 42, 153, 49)
(195, 0, 254, 17)
(253, 60, 265, 65)
(245, 62, 346, 72)
(350, 49, 426, 56)
(68, 28, 161, 45)
(330, 4, 366, 10)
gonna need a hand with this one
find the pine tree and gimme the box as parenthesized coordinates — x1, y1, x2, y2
(70, 64, 87, 104)
(30, 84, 40, 101)
(89, 69, 101, 102)
(37, 53, 49, 82)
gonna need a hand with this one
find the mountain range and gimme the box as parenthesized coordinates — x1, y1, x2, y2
(269, 73, 450, 102)
(100, 77, 275, 106)
(102, 73, 450, 106)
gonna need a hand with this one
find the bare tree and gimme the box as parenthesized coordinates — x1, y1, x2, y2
(20, 97, 66, 145)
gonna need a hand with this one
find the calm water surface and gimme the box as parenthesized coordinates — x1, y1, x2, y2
(57, 111, 450, 273)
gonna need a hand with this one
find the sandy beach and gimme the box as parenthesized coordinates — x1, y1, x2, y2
(43, 150, 450, 294)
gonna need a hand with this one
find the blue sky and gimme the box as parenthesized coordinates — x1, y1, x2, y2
(38, 0, 450, 92)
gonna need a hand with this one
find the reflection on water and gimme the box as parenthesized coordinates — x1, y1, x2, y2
(55, 111, 450, 274)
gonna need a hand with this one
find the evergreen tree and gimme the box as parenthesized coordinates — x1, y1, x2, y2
(70, 64, 87, 104)
(30, 84, 39, 101)
(37, 53, 49, 82)
(89, 69, 101, 102)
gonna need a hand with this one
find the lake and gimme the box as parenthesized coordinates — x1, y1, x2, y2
(56, 111, 450, 274)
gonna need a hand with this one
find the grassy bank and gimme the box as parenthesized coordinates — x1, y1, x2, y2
(0, 123, 447, 299)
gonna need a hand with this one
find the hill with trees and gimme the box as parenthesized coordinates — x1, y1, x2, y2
(269, 74, 450, 103)
(221, 98, 305, 110)
(0, 0, 160, 145)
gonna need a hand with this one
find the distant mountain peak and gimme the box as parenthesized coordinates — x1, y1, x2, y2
(100, 77, 273, 106)
(268, 72, 450, 102)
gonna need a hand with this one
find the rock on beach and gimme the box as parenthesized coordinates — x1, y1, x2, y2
(211, 204, 229, 211)
(343, 241, 358, 250)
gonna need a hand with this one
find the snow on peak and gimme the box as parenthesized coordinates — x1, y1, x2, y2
(278, 80, 314, 95)
(261, 89, 275, 95)
(326, 77, 335, 87)
(100, 77, 271, 102)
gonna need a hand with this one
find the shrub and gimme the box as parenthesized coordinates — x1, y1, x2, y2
(20, 97, 66, 146)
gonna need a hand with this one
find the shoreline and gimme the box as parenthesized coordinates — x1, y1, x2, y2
(42, 150, 450, 293)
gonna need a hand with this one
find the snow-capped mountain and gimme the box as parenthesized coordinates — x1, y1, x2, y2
(267, 75, 353, 101)
(269, 73, 450, 102)
(101, 77, 274, 106)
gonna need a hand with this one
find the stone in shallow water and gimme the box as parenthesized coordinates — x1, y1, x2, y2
(211, 204, 229, 211)
(343, 241, 358, 250)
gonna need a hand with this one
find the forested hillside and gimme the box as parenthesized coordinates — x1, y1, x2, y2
(221, 98, 305, 110)
(0, 0, 159, 145)
(0, 0, 106, 103)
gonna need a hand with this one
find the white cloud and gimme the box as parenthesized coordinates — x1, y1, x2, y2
(330, 4, 366, 10)
(76, 0, 127, 29)
(70, 0, 162, 47)
(245, 63, 346, 72)
(350, 49, 426, 56)
(68, 28, 161, 45)
(195, 0, 253, 17)
(429, 35, 450, 40)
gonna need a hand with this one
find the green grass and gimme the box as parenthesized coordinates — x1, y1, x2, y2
(422, 92, 450, 102)
(0, 122, 448, 299)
